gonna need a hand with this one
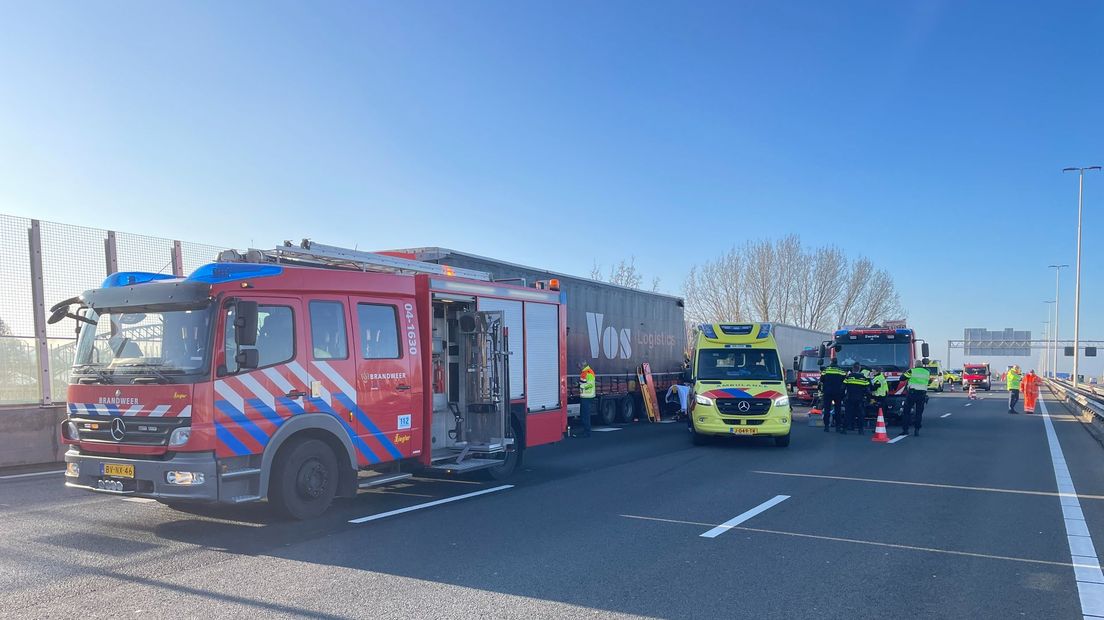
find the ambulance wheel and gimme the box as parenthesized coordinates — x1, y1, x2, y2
(774, 431, 791, 447)
(618, 395, 636, 423)
(270, 438, 338, 520)
(598, 397, 617, 426)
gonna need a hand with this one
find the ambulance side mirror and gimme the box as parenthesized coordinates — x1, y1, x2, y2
(234, 301, 259, 347)
(681, 369, 693, 383)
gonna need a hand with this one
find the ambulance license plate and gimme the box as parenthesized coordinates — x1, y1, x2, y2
(729, 427, 757, 435)
(103, 464, 134, 478)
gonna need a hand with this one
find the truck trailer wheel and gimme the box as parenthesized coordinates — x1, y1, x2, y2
(618, 395, 636, 423)
(598, 397, 617, 426)
(269, 438, 338, 520)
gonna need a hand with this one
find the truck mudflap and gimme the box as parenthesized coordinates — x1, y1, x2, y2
(64, 449, 220, 502)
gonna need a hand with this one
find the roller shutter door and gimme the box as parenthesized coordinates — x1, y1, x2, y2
(525, 302, 560, 412)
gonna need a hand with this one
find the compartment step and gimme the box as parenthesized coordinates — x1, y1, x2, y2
(429, 458, 501, 473)
(357, 473, 413, 489)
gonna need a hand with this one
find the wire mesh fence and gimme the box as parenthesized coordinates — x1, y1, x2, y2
(0, 213, 226, 405)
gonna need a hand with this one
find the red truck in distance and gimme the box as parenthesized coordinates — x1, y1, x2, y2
(962, 363, 992, 391)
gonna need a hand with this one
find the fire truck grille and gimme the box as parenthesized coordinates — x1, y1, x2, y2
(70, 415, 190, 446)
(716, 398, 772, 415)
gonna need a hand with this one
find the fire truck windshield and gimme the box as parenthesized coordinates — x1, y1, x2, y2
(836, 342, 911, 371)
(798, 355, 821, 372)
(697, 349, 782, 381)
(72, 305, 215, 382)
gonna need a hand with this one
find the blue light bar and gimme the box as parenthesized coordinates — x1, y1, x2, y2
(835, 330, 848, 337)
(102, 272, 176, 288)
(187, 263, 283, 284)
(700, 324, 718, 339)
(756, 323, 772, 339)
(895, 329, 911, 335)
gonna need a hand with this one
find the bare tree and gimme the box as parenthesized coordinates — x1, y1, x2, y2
(683, 238, 905, 332)
(607, 257, 643, 289)
(682, 249, 746, 325)
(589, 261, 603, 281)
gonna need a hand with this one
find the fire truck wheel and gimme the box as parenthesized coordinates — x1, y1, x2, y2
(485, 418, 523, 481)
(270, 438, 338, 520)
(618, 395, 636, 423)
(598, 398, 617, 426)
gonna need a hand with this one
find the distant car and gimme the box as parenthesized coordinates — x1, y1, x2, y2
(944, 370, 962, 384)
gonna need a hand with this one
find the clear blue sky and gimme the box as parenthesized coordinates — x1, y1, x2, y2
(1, 1, 1102, 374)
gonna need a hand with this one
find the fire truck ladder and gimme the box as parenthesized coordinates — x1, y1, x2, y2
(219, 239, 493, 281)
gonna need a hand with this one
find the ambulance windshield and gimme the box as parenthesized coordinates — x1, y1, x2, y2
(697, 349, 782, 381)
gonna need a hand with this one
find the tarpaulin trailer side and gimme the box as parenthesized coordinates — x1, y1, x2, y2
(387, 248, 687, 425)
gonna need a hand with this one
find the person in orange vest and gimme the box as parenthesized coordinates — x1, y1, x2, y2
(1022, 370, 1040, 413)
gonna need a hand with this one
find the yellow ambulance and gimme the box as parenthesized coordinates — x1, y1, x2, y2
(688, 323, 791, 447)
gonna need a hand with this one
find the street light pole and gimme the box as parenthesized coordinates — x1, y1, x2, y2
(1063, 165, 1102, 388)
(1044, 300, 1055, 377)
(1042, 320, 1050, 375)
(1049, 264, 1068, 378)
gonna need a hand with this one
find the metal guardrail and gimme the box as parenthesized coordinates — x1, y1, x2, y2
(1046, 378, 1104, 419)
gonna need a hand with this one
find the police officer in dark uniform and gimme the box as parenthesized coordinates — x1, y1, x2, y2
(818, 360, 847, 433)
(843, 362, 872, 434)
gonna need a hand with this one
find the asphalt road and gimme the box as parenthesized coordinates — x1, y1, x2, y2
(2, 388, 1102, 619)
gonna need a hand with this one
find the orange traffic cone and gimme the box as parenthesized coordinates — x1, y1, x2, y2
(968, 384, 977, 400)
(871, 408, 889, 443)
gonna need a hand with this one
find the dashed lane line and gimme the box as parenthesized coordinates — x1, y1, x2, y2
(349, 485, 513, 524)
(1039, 396, 1104, 617)
(941, 413, 953, 418)
(590, 427, 623, 432)
(888, 434, 908, 444)
(620, 514, 1092, 569)
(699, 495, 790, 538)
(753, 470, 1104, 500)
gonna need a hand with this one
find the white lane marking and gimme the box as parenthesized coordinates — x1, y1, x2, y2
(122, 497, 156, 503)
(965, 403, 972, 407)
(1040, 397, 1104, 617)
(349, 485, 514, 524)
(889, 435, 908, 444)
(658, 420, 678, 424)
(591, 427, 622, 432)
(0, 470, 64, 480)
(941, 413, 952, 418)
(700, 495, 790, 539)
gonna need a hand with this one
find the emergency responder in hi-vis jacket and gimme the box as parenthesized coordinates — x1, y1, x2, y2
(900, 362, 931, 436)
(1006, 365, 1023, 414)
(577, 361, 596, 437)
(818, 360, 847, 432)
(843, 363, 871, 434)
(871, 369, 889, 413)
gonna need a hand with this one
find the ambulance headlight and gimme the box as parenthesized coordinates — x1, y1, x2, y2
(774, 396, 790, 407)
(168, 427, 192, 447)
(694, 395, 714, 406)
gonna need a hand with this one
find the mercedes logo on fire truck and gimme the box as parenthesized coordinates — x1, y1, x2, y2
(110, 417, 126, 441)
(737, 400, 752, 413)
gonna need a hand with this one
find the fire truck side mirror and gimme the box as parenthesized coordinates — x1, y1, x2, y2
(921, 342, 930, 358)
(234, 301, 259, 347)
(235, 348, 259, 370)
(792, 356, 799, 371)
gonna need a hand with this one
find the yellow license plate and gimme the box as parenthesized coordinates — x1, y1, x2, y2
(730, 427, 757, 435)
(103, 464, 134, 478)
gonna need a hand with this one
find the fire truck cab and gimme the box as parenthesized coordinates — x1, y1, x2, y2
(54, 241, 567, 519)
(824, 325, 929, 422)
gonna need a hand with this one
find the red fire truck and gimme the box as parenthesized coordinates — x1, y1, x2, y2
(962, 363, 992, 391)
(52, 241, 566, 518)
(792, 347, 821, 405)
(823, 325, 929, 422)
